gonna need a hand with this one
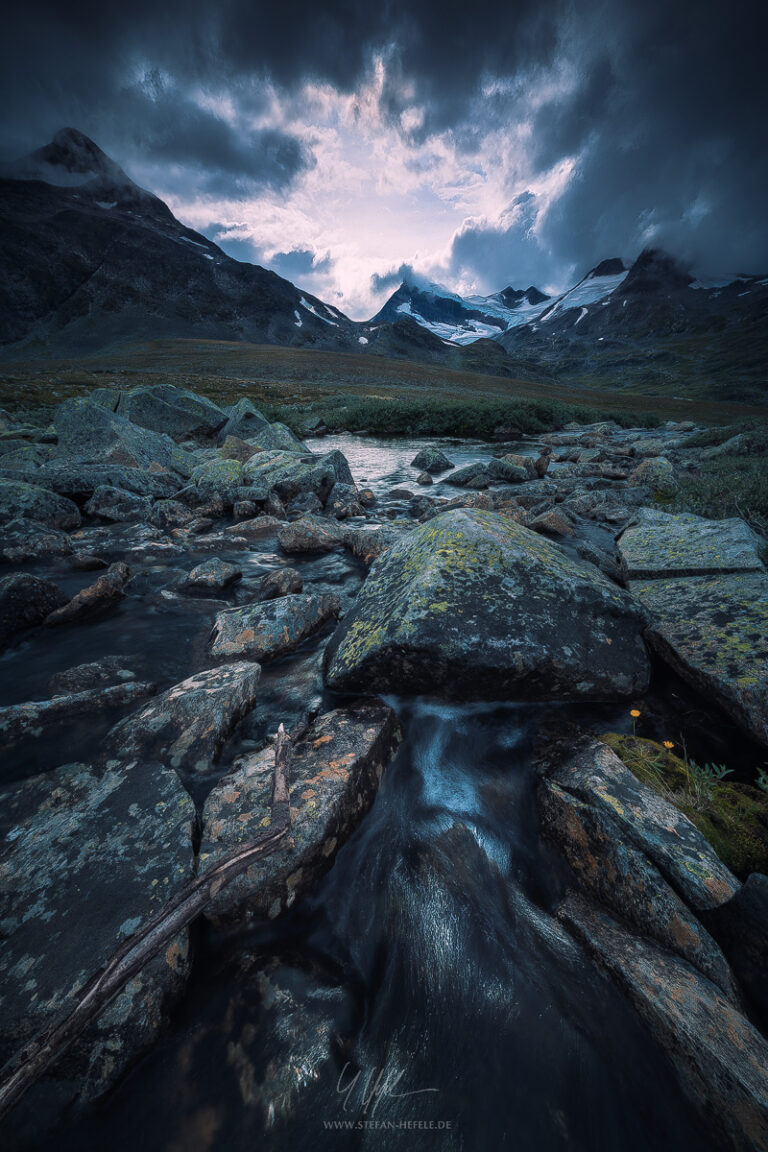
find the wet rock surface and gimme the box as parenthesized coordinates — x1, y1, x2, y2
(200, 699, 401, 925)
(209, 593, 340, 662)
(0, 759, 195, 1109)
(0, 572, 67, 648)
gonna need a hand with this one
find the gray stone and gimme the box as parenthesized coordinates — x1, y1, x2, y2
(84, 485, 152, 523)
(0, 759, 195, 1106)
(180, 558, 243, 592)
(0, 518, 73, 564)
(632, 571, 768, 748)
(0, 479, 81, 530)
(210, 594, 340, 662)
(0, 573, 67, 649)
(325, 510, 650, 700)
(49, 656, 136, 696)
(105, 662, 262, 774)
(444, 462, 489, 488)
(200, 700, 400, 925)
(617, 508, 764, 581)
(254, 568, 304, 600)
(411, 446, 454, 474)
(45, 562, 130, 626)
(116, 384, 226, 438)
(0, 681, 156, 747)
(54, 398, 197, 476)
(218, 398, 270, 443)
(278, 514, 345, 554)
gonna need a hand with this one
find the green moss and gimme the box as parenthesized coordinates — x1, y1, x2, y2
(601, 733, 768, 878)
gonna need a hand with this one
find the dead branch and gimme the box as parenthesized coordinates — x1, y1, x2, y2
(0, 725, 294, 1122)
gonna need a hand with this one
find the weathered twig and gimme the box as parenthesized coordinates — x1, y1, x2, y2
(0, 724, 293, 1121)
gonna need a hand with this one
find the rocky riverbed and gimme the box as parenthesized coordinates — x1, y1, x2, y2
(0, 383, 767, 1151)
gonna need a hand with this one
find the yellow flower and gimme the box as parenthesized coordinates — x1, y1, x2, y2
(663, 740, 674, 749)
(630, 709, 641, 718)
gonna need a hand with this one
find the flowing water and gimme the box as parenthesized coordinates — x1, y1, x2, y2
(3, 434, 762, 1151)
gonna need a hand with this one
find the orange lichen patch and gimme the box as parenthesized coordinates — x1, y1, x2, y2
(165, 937, 188, 973)
(301, 788, 317, 800)
(329, 753, 356, 769)
(312, 734, 334, 747)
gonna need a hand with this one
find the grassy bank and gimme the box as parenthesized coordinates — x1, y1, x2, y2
(670, 422, 768, 534)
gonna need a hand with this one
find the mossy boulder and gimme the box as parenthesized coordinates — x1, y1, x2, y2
(243, 449, 353, 504)
(324, 509, 651, 700)
(627, 456, 678, 495)
(411, 446, 454, 473)
(601, 733, 768, 878)
(617, 508, 764, 580)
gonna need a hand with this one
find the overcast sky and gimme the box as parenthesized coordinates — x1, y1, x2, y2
(2, 0, 766, 318)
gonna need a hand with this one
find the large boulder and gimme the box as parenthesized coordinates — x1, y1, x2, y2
(83, 485, 152, 523)
(632, 571, 768, 748)
(626, 456, 678, 496)
(105, 662, 262, 774)
(190, 457, 243, 502)
(32, 464, 181, 501)
(277, 514, 345, 554)
(535, 729, 739, 912)
(443, 462, 489, 489)
(617, 508, 764, 581)
(200, 700, 401, 925)
(0, 760, 195, 1109)
(0, 573, 67, 649)
(324, 510, 651, 700)
(54, 398, 197, 476)
(0, 479, 81, 530)
(249, 422, 309, 453)
(559, 893, 768, 1152)
(0, 681, 155, 747)
(243, 449, 353, 503)
(210, 594, 340, 662)
(116, 385, 226, 438)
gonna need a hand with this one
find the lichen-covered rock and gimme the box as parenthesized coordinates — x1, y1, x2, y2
(218, 398, 270, 443)
(0, 759, 195, 1107)
(527, 509, 574, 536)
(45, 562, 130, 626)
(325, 482, 363, 519)
(84, 485, 152, 523)
(486, 457, 529, 483)
(54, 398, 196, 477)
(0, 572, 67, 649)
(286, 491, 324, 519)
(444, 462, 489, 488)
(632, 571, 768, 748)
(617, 508, 764, 581)
(342, 524, 409, 565)
(278, 514, 345, 554)
(200, 700, 401, 925)
(559, 893, 768, 1152)
(411, 446, 454, 474)
(34, 463, 181, 501)
(416, 471, 433, 486)
(537, 772, 737, 997)
(116, 384, 226, 438)
(148, 498, 195, 530)
(535, 729, 739, 911)
(0, 479, 81, 530)
(243, 449, 353, 503)
(254, 567, 304, 600)
(219, 434, 259, 464)
(249, 422, 309, 454)
(180, 558, 242, 591)
(210, 594, 340, 662)
(190, 457, 243, 502)
(223, 515, 283, 540)
(325, 509, 650, 700)
(0, 681, 156, 747)
(105, 662, 261, 773)
(627, 456, 678, 495)
(49, 656, 136, 696)
(0, 518, 73, 564)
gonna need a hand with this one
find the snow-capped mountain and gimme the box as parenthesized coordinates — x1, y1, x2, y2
(370, 279, 552, 344)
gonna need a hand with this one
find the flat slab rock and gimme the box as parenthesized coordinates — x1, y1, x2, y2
(559, 893, 768, 1152)
(632, 571, 768, 749)
(535, 729, 739, 912)
(0, 759, 195, 1105)
(105, 661, 261, 774)
(200, 700, 401, 926)
(617, 508, 764, 580)
(210, 594, 340, 662)
(324, 509, 650, 700)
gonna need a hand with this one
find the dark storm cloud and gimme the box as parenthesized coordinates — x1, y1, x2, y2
(1, 0, 767, 281)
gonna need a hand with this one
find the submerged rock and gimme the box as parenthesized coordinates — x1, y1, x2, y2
(210, 594, 340, 662)
(0, 573, 67, 649)
(0, 759, 195, 1108)
(325, 509, 650, 700)
(254, 567, 304, 600)
(0, 479, 81, 530)
(200, 700, 401, 925)
(0, 518, 73, 564)
(105, 662, 262, 773)
(632, 571, 768, 748)
(617, 508, 764, 581)
(49, 656, 137, 696)
(559, 893, 768, 1152)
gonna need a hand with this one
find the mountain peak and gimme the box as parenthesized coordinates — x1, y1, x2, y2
(6, 127, 134, 189)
